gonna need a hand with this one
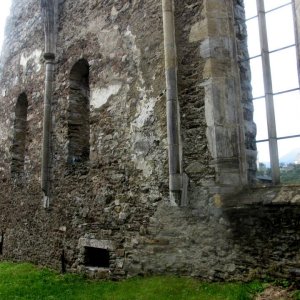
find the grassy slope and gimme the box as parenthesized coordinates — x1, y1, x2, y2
(0, 262, 296, 300)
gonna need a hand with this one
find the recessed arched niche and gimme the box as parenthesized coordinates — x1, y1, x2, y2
(67, 59, 90, 164)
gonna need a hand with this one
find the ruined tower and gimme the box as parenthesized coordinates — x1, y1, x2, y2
(0, 0, 299, 280)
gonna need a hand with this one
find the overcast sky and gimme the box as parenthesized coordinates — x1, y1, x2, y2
(0, 0, 12, 51)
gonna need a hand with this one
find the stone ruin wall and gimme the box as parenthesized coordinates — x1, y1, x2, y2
(0, 0, 299, 280)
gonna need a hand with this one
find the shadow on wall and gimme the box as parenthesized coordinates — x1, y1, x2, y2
(224, 203, 300, 278)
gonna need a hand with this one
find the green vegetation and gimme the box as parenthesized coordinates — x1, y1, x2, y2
(0, 262, 297, 300)
(257, 162, 300, 184)
(280, 164, 300, 184)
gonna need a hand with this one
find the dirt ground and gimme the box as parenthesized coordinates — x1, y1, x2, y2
(255, 286, 297, 300)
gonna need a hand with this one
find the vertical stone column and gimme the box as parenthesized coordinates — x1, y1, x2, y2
(162, 0, 184, 205)
(200, 0, 247, 196)
(41, 0, 57, 208)
(256, 0, 280, 184)
(41, 57, 55, 208)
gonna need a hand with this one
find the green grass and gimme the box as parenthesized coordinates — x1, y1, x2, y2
(0, 261, 275, 300)
(295, 291, 300, 300)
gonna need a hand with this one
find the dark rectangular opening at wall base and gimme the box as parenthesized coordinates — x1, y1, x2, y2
(0, 232, 3, 255)
(84, 247, 110, 268)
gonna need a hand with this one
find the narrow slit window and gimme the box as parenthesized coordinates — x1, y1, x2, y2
(11, 93, 28, 177)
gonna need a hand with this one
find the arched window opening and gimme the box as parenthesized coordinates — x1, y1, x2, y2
(11, 93, 28, 177)
(67, 59, 90, 164)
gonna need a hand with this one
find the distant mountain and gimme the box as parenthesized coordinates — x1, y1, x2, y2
(279, 148, 300, 164)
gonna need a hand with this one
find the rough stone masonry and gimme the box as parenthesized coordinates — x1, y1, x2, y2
(0, 0, 299, 280)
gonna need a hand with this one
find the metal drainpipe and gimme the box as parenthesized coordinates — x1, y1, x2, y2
(162, 0, 185, 205)
(41, 0, 56, 208)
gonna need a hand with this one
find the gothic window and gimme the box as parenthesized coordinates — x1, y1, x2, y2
(67, 59, 90, 164)
(11, 93, 28, 177)
(244, 0, 300, 184)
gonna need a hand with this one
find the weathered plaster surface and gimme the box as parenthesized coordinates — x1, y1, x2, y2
(90, 84, 122, 109)
(20, 49, 43, 73)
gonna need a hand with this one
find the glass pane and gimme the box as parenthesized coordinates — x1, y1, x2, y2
(266, 4, 295, 51)
(244, 0, 257, 19)
(246, 17, 261, 57)
(270, 47, 299, 93)
(249, 56, 265, 98)
(278, 137, 300, 184)
(274, 90, 300, 137)
(253, 98, 268, 141)
(256, 141, 272, 181)
(264, 0, 291, 11)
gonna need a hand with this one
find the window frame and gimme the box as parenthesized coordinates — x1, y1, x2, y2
(245, 0, 300, 184)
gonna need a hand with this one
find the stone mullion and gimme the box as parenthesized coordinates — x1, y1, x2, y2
(293, 0, 300, 88)
(256, 0, 280, 184)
